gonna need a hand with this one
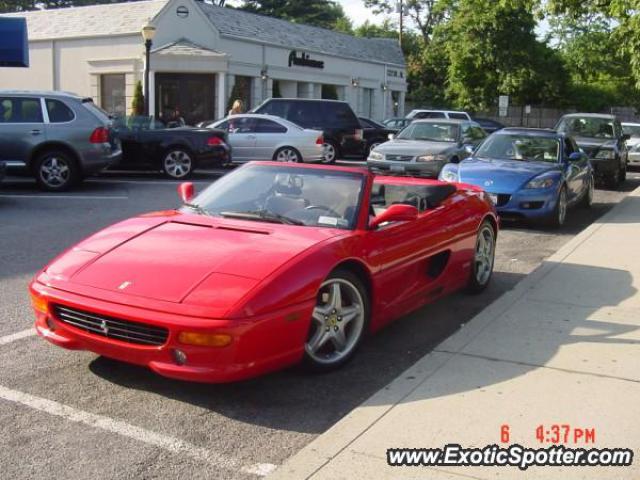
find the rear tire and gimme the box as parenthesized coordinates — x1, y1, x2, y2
(323, 141, 338, 164)
(302, 269, 369, 372)
(466, 219, 496, 294)
(34, 150, 80, 192)
(580, 175, 594, 209)
(162, 148, 193, 179)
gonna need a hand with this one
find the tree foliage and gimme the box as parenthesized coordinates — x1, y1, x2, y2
(237, 0, 351, 30)
(131, 81, 144, 116)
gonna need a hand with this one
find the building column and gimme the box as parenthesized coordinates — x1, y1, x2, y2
(148, 71, 156, 118)
(398, 91, 406, 117)
(217, 73, 226, 119)
(266, 78, 274, 99)
(252, 77, 262, 108)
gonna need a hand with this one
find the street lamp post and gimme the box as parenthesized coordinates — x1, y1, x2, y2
(141, 22, 156, 117)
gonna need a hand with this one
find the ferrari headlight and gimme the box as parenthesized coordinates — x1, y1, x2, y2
(440, 169, 459, 182)
(525, 176, 557, 189)
(417, 154, 447, 162)
(594, 149, 615, 159)
(368, 151, 383, 161)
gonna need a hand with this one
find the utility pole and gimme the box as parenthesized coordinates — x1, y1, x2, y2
(398, 0, 403, 48)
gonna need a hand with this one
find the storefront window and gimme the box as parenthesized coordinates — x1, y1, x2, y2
(362, 88, 373, 117)
(229, 76, 252, 110)
(100, 74, 126, 116)
(156, 73, 215, 126)
(321, 84, 338, 100)
(391, 91, 400, 117)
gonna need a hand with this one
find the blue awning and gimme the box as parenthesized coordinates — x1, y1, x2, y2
(0, 17, 29, 67)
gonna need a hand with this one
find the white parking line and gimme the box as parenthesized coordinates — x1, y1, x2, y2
(0, 328, 37, 346)
(0, 384, 277, 477)
(0, 194, 128, 200)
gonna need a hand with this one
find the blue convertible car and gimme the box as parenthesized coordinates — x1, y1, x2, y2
(439, 128, 593, 227)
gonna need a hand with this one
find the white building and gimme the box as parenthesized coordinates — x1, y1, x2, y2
(0, 0, 407, 125)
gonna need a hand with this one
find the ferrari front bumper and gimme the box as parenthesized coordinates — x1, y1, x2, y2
(30, 281, 313, 383)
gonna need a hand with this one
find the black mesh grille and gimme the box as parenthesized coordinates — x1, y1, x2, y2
(54, 305, 168, 346)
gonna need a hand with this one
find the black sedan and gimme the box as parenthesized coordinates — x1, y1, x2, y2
(472, 117, 505, 134)
(112, 117, 230, 179)
(359, 117, 396, 157)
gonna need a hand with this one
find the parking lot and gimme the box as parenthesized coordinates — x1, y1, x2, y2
(2, 165, 640, 480)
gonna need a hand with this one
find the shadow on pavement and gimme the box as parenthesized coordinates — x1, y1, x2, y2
(88, 271, 526, 435)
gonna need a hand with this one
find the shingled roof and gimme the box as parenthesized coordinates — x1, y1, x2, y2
(195, 2, 405, 66)
(1, 0, 405, 66)
(1, 0, 166, 41)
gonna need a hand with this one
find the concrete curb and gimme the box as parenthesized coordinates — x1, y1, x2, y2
(268, 186, 640, 480)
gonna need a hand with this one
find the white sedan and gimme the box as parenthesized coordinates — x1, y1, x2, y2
(207, 114, 325, 163)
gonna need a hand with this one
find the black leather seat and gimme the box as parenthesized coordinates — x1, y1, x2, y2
(422, 184, 457, 208)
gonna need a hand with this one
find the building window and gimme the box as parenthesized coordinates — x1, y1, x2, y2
(321, 84, 338, 100)
(229, 76, 252, 111)
(362, 88, 373, 117)
(100, 74, 126, 117)
(156, 73, 215, 126)
(391, 91, 401, 117)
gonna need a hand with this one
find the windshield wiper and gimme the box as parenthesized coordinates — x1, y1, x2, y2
(220, 210, 305, 226)
(183, 203, 211, 216)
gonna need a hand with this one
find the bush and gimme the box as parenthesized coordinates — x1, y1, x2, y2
(131, 81, 144, 116)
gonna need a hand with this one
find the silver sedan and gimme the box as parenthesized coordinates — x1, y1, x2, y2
(209, 114, 324, 163)
(367, 119, 487, 177)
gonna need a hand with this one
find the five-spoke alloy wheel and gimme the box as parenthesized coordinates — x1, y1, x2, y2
(467, 220, 496, 293)
(274, 147, 302, 163)
(35, 150, 79, 192)
(304, 270, 369, 371)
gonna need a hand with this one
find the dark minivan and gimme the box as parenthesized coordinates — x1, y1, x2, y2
(253, 98, 365, 163)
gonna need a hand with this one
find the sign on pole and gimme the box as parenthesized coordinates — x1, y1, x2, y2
(498, 95, 509, 117)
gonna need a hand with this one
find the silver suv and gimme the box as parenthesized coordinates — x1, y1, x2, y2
(0, 90, 121, 191)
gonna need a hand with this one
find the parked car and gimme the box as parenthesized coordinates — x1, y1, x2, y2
(252, 98, 365, 163)
(555, 113, 628, 188)
(0, 90, 121, 191)
(439, 128, 593, 228)
(367, 119, 487, 177)
(359, 117, 396, 156)
(406, 109, 472, 121)
(622, 122, 640, 167)
(112, 116, 230, 179)
(29, 161, 497, 382)
(382, 117, 412, 131)
(472, 117, 505, 134)
(207, 114, 324, 163)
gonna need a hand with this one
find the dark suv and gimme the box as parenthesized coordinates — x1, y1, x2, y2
(253, 98, 365, 163)
(555, 113, 629, 188)
(0, 90, 121, 191)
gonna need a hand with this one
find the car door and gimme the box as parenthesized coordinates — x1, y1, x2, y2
(0, 96, 46, 168)
(226, 117, 257, 162)
(254, 118, 288, 160)
(364, 187, 458, 321)
(563, 137, 588, 202)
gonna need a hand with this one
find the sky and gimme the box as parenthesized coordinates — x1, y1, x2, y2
(338, 0, 386, 26)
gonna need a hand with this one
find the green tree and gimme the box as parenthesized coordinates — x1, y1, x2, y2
(362, 0, 456, 43)
(131, 81, 144, 116)
(445, 0, 566, 112)
(238, 0, 352, 31)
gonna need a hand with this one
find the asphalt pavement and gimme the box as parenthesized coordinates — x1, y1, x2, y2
(1, 166, 639, 479)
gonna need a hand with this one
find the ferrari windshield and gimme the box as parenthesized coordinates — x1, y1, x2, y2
(475, 134, 560, 163)
(397, 122, 459, 142)
(557, 116, 615, 139)
(185, 164, 364, 229)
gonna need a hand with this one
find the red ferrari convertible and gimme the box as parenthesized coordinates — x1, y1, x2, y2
(30, 162, 497, 383)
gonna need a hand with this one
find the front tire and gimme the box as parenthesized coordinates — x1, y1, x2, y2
(273, 147, 302, 163)
(548, 185, 568, 228)
(303, 269, 369, 372)
(34, 150, 80, 192)
(162, 148, 193, 179)
(467, 219, 496, 294)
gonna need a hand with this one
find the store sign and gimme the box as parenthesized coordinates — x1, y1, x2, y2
(288, 51, 324, 69)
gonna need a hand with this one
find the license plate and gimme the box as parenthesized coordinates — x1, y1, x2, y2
(390, 164, 405, 173)
(488, 193, 498, 204)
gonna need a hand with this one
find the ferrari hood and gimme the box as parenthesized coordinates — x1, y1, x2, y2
(459, 157, 560, 193)
(67, 219, 341, 304)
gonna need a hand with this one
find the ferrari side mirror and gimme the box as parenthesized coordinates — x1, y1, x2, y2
(178, 182, 194, 203)
(370, 204, 418, 229)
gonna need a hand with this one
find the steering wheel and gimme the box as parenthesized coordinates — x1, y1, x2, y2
(305, 205, 341, 217)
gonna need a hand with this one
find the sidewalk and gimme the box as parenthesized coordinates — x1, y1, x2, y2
(270, 187, 640, 480)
